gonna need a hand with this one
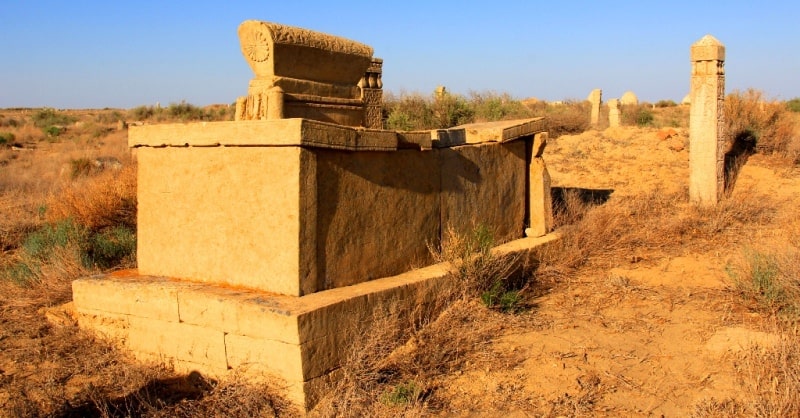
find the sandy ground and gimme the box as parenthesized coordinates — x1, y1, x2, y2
(436, 126, 799, 416)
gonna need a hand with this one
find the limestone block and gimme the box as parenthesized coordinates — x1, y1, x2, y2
(238, 20, 373, 86)
(526, 133, 552, 237)
(690, 35, 725, 62)
(72, 276, 180, 321)
(74, 309, 130, 342)
(129, 119, 397, 151)
(135, 146, 311, 296)
(177, 285, 300, 343)
(440, 141, 527, 245)
(433, 118, 545, 147)
(313, 149, 441, 290)
(126, 316, 228, 369)
(225, 334, 304, 381)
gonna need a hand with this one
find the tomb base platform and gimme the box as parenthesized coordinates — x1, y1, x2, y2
(70, 232, 559, 410)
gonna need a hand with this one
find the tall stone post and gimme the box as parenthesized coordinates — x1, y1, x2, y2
(608, 99, 621, 127)
(588, 89, 602, 127)
(526, 132, 553, 238)
(689, 35, 725, 205)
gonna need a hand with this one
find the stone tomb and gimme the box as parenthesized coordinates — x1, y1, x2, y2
(71, 20, 557, 410)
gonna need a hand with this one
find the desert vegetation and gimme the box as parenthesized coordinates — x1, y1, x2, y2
(1, 91, 799, 416)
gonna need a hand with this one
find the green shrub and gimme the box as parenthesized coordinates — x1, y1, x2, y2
(727, 249, 800, 317)
(44, 125, 64, 138)
(384, 93, 435, 130)
(87, 226, 136, 269)
(469, 91, 532, 122)
(22, 219, 88, 261)
(786, 98, 800, 112)
(380, 381, 422, 406)
(621, 104, 654, 127)
(481, 280, 523, 313)
(168, 101, 206, 121)
(129, 105, 159, 120)
(432, 91, 474, 128)
(32, 108, 75, 129)
(0, 132, 15, 146)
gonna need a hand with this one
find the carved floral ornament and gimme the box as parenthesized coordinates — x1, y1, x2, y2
(241, 26, 271, 62)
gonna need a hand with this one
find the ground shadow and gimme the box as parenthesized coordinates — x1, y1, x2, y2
(724, 131, 756, 194)
(56, 372, 214, 418)
(550, 187, 614, 226)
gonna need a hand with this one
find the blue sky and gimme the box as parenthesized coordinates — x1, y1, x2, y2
(2, 1, 798, 108)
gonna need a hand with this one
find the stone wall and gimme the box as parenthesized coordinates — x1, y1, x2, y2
(130, 118, 549, 296)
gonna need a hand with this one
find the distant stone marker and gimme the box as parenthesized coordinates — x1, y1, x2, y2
(620, 91, 638, 106)
(608, 98, 621, 127)
(689, 35, 726, 206)
(587, 88, 602, 126)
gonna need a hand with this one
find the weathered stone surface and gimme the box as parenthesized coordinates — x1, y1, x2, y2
(136, 146, 311, 295)
(72, 232, 559, 410)
(440, 141, 527, 245)
(689, 34, 726, 205)
(72, 274, 181, 321)
(527, 135, 553, 238)
(433, 118, 545, 148)
(608, 98, 621, 127)
(225, 333, 304, 379)
(129, 119, 397, 151)
(235, 20, 379, 126)
(313, 148, 441, 290)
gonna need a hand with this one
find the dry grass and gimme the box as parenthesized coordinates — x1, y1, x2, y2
(45, 163, 137, 230)
(538, 188, 776, 284)
(736, 336, 800, 417)
(725, 89, 799, 161)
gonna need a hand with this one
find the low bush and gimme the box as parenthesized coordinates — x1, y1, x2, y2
(44, 125, 64, 138)
(727, 248, 800, 319)
(0, 132, 15, 146)
(545, 101, 590, 138)
(384, 92, 435, 130)
(468, 91, 533, 122)
(31, 108, 75, 129)
(87, 225, 136, 269)
(621, 104, 654, 127)
(655, 99, 678, 108)
(0, 116, 20, 127)
(724, 89, 798, 160)
(46, 164, 137, 230)
(786, 97, 800, 112)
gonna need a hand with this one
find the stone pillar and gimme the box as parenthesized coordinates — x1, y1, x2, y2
(588, 89, 602, 127)
(267, 86, 284, 120)
(608, 99, 620, 127)
(689, 35, 725, 205)
(526, 132, 553, 237)
(360, 58, 383, 129)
